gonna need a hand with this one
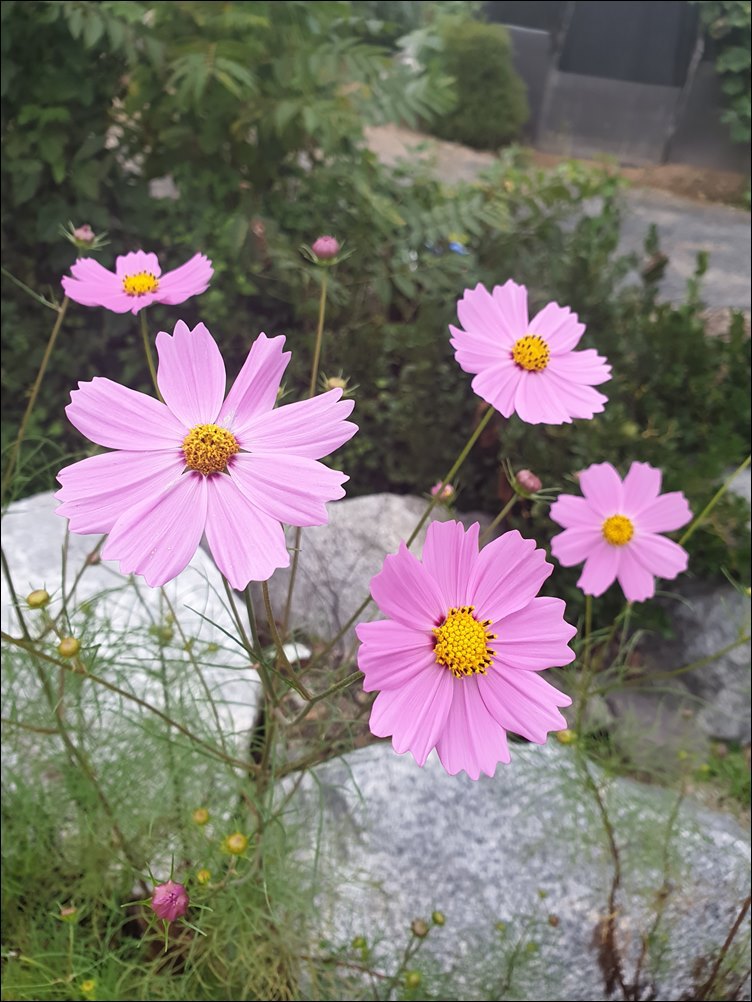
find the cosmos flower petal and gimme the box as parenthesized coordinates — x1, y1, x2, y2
(470, 361, 520, 417)
(547, 349, 612, 385)
(156, 321, 226, 427)
(480, 668, 570, 743)
(102, 473, 208, 587)
(543, 372, 609, 419)
(636, 492, 693, 533)
(370, 664, 454, 766)
(229, 453, 348, 526)
(578, 463, 624, 517)
(630, 534, 689, 580)
(370, 542, 446, 629)
(156, 253, 213, 304)
(240, 389, 357, 459)
(528, 302, 585, 353)
(457, 282, 519, 344)
(549, 494, 598, 529)
(550, 526, 603, 565)
(621, 461, 661, 513)
(435, 677, 510, 779)
(468, 530, 552, 622)
(218, 333, 290, 432)
(615, 547, 656, 603)
(358, 626, 434, 691)
(449, 324, 510, 370)
(115, 251, 161, 278)
(494, 597, 576, 669)
(491, 279, 529, 338)
(420, 520, 480, 607)
(577, 542, 621, 597)
(66, 377, 187, 451)
(514, 369, 575, 425)
(204, 474, 289, 588)
(55, 449, 185, 534)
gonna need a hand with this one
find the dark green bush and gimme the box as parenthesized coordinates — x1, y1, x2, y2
(429, 18, 529, 148)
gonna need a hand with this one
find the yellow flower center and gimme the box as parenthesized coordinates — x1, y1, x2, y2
(182, 424, 239, 476)
(433, 605, 496, 679)
(122, 271, 159, 297)
(512, 334, 550, 372)
(602, 514, 634, 546)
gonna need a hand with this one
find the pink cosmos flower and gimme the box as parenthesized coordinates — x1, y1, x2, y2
(56, 322, 357, 588)
(450, 279, 611, 425)
(151, 880, 189, 922)
(62, 250, 213, 315)
(549, 461, 692, 602)
(356, 520, 576, 779)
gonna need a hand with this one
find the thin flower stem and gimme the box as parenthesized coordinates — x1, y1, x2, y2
(261, 581, 312, 701)
(2, 297, 69, 501)
(286, 670, 363, 729)
(0, 266, 59, 311)
(695, 894, 751, 1001)
(479, 492, 519, 545)
(678, 454, 751, 548)
(283, 271, 330, 634)
(301, 405, 497, 674)
(574, 594, 594, 735)
(139, 309, 161, 399)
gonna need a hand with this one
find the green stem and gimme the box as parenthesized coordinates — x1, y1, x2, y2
(261, 581, 311, 701)
(2, 297, 69, 501)
(139, 309, 161, 398)
(283, 271, 330, 633)
(574, 594, 594, 735)
(479, 491, 519, 545)
(286, 670, 363, 729)
(303, 406, 497, 673)
(0, 266, 59, 311)
(678, 455, 751, 548)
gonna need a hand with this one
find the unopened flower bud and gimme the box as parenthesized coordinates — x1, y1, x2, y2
(192, 807, 210, 826)
(411, 918, 429, 938)
(80, 979, 96, 997)
(555, 728, 576, 745)
(196, 868, 212, 885)
(325, 376, 348, 391)
(431, 910, 445, 926)
(311, 235, 340, 260)
(73, 225, 95, 246)
(516, 469, 542, 494)
(59, 905, 78, 921)
(150, 880, 189, 922)
(351, 935, 367, 950)
(404, 971, 422, 989)
(223, 832, 248, 855)
(430, 482, 455, 502)
(26, 589, 50, 609)
(57, 636, 80, 658)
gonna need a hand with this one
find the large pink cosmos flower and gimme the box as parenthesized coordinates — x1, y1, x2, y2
(56, 321, 357, 588)
(549, 462, 692, 603)
(62, 250, 213, 315)
(450, 279, 611, 424)
(356, 520, 576, 779)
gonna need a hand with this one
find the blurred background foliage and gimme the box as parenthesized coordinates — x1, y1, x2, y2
(2, 0, 750, 608)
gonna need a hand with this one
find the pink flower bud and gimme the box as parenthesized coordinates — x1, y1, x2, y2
(516, 469, 542, 494)
(431, 482, 455, 502)
(151, 880, 189, 922)
(311, 235, 340, 259)
(73, 225, 95, 245)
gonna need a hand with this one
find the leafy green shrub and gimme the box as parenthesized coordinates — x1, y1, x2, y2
(695, 0, 751, 145)
(428, 18, 529, 149)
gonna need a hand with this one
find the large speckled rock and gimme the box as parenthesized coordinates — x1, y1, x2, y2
(293, 741, 751, 1001)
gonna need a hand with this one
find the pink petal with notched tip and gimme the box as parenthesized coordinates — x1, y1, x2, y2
(218, 333, 290, 434)
(239, 389, 357, 459)
(549, 494, 598, 529)
(102, 473, 208, 587)
(203, 474, 289, 588)
(550, 526, 603, 565)
(55, 449, 185, 534)
(435, 676, 510, 779)
(615, 546, 656, 602)
(468, 530, 552, 623)
(620, 461, 661, 515)
(370, 542, 446, 630)
(493, 597, 577, 670)
(449, 324, 510, 371)
(115, 251, 161, 278)
(577, 541, 621, 597)
(357, 623, 433, 691)
(578, 463, 624, 518)
(229, 453, 348, 527)
(420, 520, 479, 608)
(370, 664, 455, 767)
(66, 378, 187, 451)
(636, 492, 693, 533)
(528, 301, 585, 353)
(491, 279, 529, 339)
(155, 321, 226, 427)
(470, 361, 521, 417)
(514, 370, 576, 425)
(479, 668, 570, 744)
(630, 533, 688, 579)
(156, 253, 213, 305)
(457, 283, 519, 346)
(546, 349, 612, 385)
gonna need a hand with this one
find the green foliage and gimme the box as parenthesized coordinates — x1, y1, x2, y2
(695, 0, 752, 144)
(428, 18, 529, 149)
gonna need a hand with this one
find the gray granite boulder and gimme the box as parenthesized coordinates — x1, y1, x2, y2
(294, 742, 751, 1001)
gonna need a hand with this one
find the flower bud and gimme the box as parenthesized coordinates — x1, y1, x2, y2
(73, 225, 95, 246)
(80, 979, 96, 997)
(431, 910, 445, 926)
(196, 868, 212, 885)
(311, 235, 340, 260)
(57, 636, 80, 658)
(430, 482, 455, 502)
(223, 832, 249, 855)
(516, 469, 542, 494)
(59, 905, 78, 922)
(192, 807, 210, 826)
(410, 918, 429, 938)
(555, 728, 576, 745)
(404, 971, 422, 989)
(26, 589, 51, 609)
(150, 880, 189, 922)
(325, 376, 348, 391)
(351, 935, 367, 950)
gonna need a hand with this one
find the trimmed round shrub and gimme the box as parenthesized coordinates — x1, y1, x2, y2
(431, 19, 529, 148)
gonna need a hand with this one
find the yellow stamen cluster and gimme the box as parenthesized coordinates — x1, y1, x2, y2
(512, 334, 550, 372)
(433, 605, 496, 679)
(182, 424, 239, 476)
(122, 271, 159, 297)
(602, 514, 634, 546)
